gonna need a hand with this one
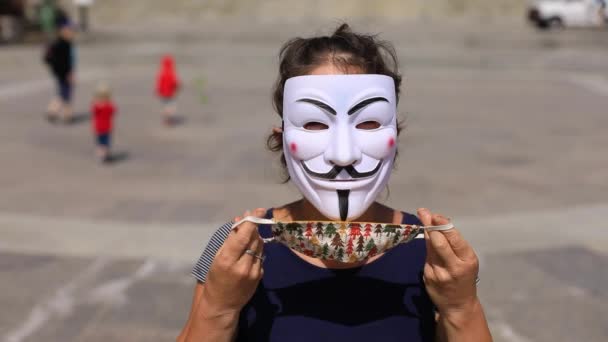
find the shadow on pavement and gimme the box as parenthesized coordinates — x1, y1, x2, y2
(105, 151, 130, 165)
(167, 116, 187, 127)
(66, 112, 91, 126)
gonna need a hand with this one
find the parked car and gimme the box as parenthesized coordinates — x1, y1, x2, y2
(0, 0, 63, 43)
(0, 0, 26, 42)
(528, 0, 608, 29)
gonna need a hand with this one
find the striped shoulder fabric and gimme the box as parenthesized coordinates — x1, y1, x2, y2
(191, 221, 234, 283)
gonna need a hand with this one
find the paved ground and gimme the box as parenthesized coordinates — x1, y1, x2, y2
(1, 19, 607, 341)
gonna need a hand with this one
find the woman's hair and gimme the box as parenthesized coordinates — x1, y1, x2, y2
(267, 23, 403, 182)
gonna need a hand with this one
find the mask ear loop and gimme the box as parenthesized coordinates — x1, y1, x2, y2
(232, 216, 454, 243)
(232, 216, 277, 243)
(424, 222, 454, 231)
(233, 216, 275, 227)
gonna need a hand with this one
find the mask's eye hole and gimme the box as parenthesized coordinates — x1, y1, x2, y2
(304, 122, 329, 131)
(356, 121, 381, 130)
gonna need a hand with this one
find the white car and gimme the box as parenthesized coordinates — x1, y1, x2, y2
(528, 0, 608, 29)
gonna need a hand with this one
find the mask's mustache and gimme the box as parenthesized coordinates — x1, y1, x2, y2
(301, 161, 382, 180)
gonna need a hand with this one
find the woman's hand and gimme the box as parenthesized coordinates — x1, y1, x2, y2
(200, 208, 266, 318)
(417, 208, 480, 322)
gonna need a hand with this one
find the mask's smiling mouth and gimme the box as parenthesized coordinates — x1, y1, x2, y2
(300, 161, 382, 180)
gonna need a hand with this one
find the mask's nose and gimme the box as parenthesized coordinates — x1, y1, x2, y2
(324, 123, 361, 167)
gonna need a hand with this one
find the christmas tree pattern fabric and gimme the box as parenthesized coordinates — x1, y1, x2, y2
(228, 217, 451, 262)
(270, 222, 425, 262)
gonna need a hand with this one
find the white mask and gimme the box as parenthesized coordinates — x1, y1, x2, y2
(283, 74, 397, 221)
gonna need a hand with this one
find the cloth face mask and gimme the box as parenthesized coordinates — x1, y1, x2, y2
(283, 75, 397, 221)
(233, 216, 454, 263)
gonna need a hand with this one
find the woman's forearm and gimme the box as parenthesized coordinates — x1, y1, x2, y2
(435, 299, 493, 342)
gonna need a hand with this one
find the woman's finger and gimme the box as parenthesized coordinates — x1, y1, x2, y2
(245, 209, 266, 276)
(222, 212, 260, 262)
(253, 233, 265, 258)
(428, 229, 458, 269)
(236, 233, 262, 269)
(214, 215, 243, 261)
(243, 209, 267, 266)
(419, 208, 443, 266)
(423, 229, 439, 265)
(423, 262, 435, 284)
(417, 208, 433, 226)
(431, 214, 476, 261)
(251, 207, 267, 219)
(231, 208, 267, 264)
(249, 236, 265, 279)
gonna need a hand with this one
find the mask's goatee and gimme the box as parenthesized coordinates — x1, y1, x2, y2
(337, 190, 350, 221)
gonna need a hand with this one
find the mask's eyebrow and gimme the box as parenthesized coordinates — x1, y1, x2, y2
(296, 98, 336, 115)
(348, 97, 389, 115)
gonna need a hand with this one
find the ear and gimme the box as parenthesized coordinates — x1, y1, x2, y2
(273, 125, 283, 134)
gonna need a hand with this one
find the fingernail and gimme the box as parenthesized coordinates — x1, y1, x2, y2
(255, 208, 266, 214)
(418, 208, 428, 213)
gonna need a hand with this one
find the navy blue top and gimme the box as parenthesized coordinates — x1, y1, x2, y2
(235, 209, 436, 341)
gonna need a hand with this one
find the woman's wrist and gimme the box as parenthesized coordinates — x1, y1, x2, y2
(198, 286, 241, 323)
(437, 298, 493, 342)
(184, 293, 240, 342)
(439, 297, 484, 329)
(188, 308, 238, 342)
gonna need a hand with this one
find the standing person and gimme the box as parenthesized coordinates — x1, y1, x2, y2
(0, 0, 23, 42)
(43, 21, 76, 123)
(156, 55, 180, 126)
(597, 0, 607, 26)
(178, 24, 492, 342)
(39, 1, 70, 42)
(74, 0, 94, 33)
(91, 83, 116, 164)
(39, 0, 56, 41)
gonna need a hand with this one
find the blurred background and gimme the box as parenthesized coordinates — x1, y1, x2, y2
(1, 0, 607, 341)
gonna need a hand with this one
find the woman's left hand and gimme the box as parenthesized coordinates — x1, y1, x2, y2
(418, 208, 480, 320)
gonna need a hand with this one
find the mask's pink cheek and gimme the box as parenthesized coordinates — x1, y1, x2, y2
(290, 143, 298, 154)
(388, 138, 395, 148)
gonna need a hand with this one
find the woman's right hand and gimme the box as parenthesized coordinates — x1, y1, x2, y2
(200, 208, 266, 318)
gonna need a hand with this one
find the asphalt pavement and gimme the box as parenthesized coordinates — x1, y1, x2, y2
(1, 20, 607, 341)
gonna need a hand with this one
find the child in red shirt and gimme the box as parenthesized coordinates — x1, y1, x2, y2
(91, 83, 116, 163)
(156, 55, 180, 126)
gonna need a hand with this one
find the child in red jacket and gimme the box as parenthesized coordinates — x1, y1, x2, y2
(91, 83, 116, 163)
(156, 55, 180, 126)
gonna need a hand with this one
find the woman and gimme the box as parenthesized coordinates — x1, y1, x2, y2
(178, 24, 492, 342)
